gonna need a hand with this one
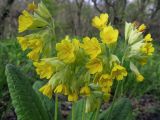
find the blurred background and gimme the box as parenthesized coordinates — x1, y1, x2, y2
(1, 0, 160, 39)
(0, 0, 160, 120)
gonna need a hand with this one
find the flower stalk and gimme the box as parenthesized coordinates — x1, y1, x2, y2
(94, 100, 102, 120)
(72, 103, 75, 120)
(106, 81, 121, 120)
(54, 94, 58, 120)
(82, 99, 86, 120)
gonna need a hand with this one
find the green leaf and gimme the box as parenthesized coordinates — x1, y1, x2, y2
(0, 43, 8, 88)
(5, 64, 50, 120)
(99, 98, 135, 120)
(32, 81, 55, 119)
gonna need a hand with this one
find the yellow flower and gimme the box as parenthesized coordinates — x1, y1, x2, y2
(81, 37, 101, 58)
(27, 2, 37, 11)
(22, 37, 43, 61)
(138, 24, 146, 32)
(130, 62, 144, 82)
(18, 10, 33, 33)
(100, 26, 119, 45)
(132, 21, 140, 28)
(68, 93, 78, 102)
(136, 74, 144, 82)
(28, 38, 43, 52)
(18, 10, 48, 33)
(80, 85, 91, 96)
(98, 74, 112, 93)
(34, 61, 54, 79)
(54, 84, 68, 95)
(56, 38, 75, 63)
(39, 84, 52, 99)
(72, 38, 80, 51)
(17, 35, 43, 53)
(111, 64, 127, 80)
(92, 13, 108, 30)
(139, 58, 147, 65)
(99, 74, 112, 85)
(86, 58, 103, 74)
(17, 37, 28, 51)
(144, 33, 152, 42)
(27, 49, 40, 61)
(140, 43, 154, 56)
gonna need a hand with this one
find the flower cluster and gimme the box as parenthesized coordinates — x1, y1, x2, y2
(17, 2, 154, 112)
(37, 14, 126, 104)
(125, 22, 154, 81)
(17, 2, 54, 61)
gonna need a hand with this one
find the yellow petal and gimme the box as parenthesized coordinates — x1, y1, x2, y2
(100, 26, 119, 44)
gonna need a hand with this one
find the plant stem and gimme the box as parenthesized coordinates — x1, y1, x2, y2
(72, 102, 75, 120)
(129, 82, 138, 98)
(82, 99, 86, 120)
(106, 81, 121, 120)
(120, 77, 126, 97)
(94, 100, 101, 120)
(49, 18, 56, 57)
(54, 94, 58, 120)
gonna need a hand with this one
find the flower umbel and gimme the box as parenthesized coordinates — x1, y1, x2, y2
(17, 7, 155, 109)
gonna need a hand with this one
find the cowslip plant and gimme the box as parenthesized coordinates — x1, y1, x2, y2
(15, 1, 154, 120)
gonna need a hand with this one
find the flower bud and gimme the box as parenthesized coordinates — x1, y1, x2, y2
(125, 22, 132, 41)
(35, 2, 52, 19)
(130, 62, 144, 82)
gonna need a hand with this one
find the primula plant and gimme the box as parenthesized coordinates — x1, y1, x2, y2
(7, 1, 155, 120)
